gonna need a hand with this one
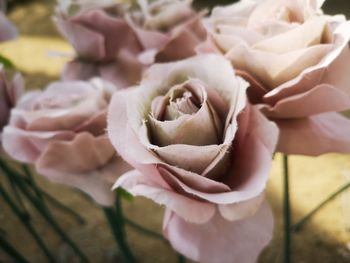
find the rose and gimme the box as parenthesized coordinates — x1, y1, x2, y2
(203, 0, 350, 156)
(107, 54, 278, 262)
(127, 0, 207, 64)
(2, 79, 130, 206)
(0, 0, 17, 42)
(0, 66, 24, 133)
(54, 0, 206, 88)
(55, 1, 143, 88)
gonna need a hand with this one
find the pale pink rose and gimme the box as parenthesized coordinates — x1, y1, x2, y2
(54, 0, 206, 88)
(127, 0, 207, 64)
(54, 2, 143, 88)
(0, 0, 17, 42)
(203, 0, 350, 156)
(0, 66, 24, 133)
(2, 79, 130, 206)
(108, 55, 278, 262)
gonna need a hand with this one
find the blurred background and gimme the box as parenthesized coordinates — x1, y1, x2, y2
(1, 0, 350, 262)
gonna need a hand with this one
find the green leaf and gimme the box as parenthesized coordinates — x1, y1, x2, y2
(117, 187, 134, 202)
(0, 54, 16, 70)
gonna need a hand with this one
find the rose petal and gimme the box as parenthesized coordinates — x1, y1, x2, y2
(163, 200, 273, 263)
(261, 84, 350, 118)
(2, 126, 75, 163)
(35, 132, 114, 173)
(114, 169, 216, 224)
(276, 112, 350, 156)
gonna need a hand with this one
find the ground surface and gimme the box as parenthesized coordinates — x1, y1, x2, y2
(1, 0, 350, 262)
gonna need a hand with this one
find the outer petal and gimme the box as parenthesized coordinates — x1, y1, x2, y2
(276, 112, 350, 156)
(0, 12, 17, 42)
(2, 126, 75, 163)
(34, 132, 115, 173)
(114, 170, 216, 224)
(36, 155, 129, 207)
(163, 201, 273, 263)
(261, 84, 350, 118)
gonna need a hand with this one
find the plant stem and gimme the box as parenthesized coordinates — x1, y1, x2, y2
(124, 218, 165, 240)
(293, 181, 350, 231)
(282, 155, 291, 263)
(0, 159, 89, 263)
(178, 254, 186, 263)
(0, 236, 29, 263)
(0, 184, 56, 262)
(103, 191, 136, 263)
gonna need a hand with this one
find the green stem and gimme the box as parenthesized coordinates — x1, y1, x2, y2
(103, 192, 136, 263)
(124, 218, 165, 240)
(0, 184, 56, 262)
(22, 165, 45, 204)
(282, 155, 291, 263)
(0, 236, 29, 263)
(9, 162, 84, 224)
(40, 190, 85, 224)
(293, 181, 350, 231)
(178, 254, 186, 263)
(0, 159, 89, 263)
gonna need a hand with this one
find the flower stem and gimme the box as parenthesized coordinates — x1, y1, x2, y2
(103, 190, 136, 263)
(178, 254, 186, 263)
(124, 218, 165, 240)
(21, 164, 85, 224)
(0, 184, 56, 262)
(282, 155, 291, 263)
(0, 235, 29, 263)
(293, 181, 350, 231)
(0, 159, 89, 263)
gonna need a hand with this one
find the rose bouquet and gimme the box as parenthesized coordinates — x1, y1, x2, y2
(1, 0, 350, 262)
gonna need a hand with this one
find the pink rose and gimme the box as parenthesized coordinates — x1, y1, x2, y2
(203, 0, 350, 156)
(54, 0, 206, 88)
(55, 2, 143, 88)
(108, 55, 278, 262)
(2, 79, 130, 206)
(127, 0, 207, 64)
(0, 66, 24, 133)
(0, 0, 17, 42)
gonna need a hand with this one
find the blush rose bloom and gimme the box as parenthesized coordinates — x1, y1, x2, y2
(0, 66, 24, 133)
(2, 79, 130, 206)
(108, 55, 278, 262)
(0, 0, 17, 42)
(202, 0, 350, 156)
(54, 0, 206, 88)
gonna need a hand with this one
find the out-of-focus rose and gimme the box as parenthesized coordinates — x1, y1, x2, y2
(54, 0, 206, 88)
(2, 79, 130, 206)
(127, 0, 207, 64)
(108, 55, 278, 262)
(0, 0, 17, 42)
(55, 1, 143, 88)
(203, 0, 350, 156)
(0, 66, 24, 133)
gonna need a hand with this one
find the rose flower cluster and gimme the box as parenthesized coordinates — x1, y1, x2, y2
(1, 0, 350, 262)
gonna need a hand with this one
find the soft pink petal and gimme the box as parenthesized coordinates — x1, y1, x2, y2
(163, 201, 273, 263)
(114, 170, 216, 224)
(35, 132, 114, 173)
(55, 16, 105, 61)
(0, 12, 17, 42)
(261, 84, 350, 118)
(2, 126, 75, 163)
(36, 156, 127, 207)
(276, 112, 350, 155)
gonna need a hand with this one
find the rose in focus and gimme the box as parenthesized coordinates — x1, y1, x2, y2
(55, 0, 206, 88)
(204, 0, 350, 156)
(2, 79, 130, 206)
(108, 55, 278, 263)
